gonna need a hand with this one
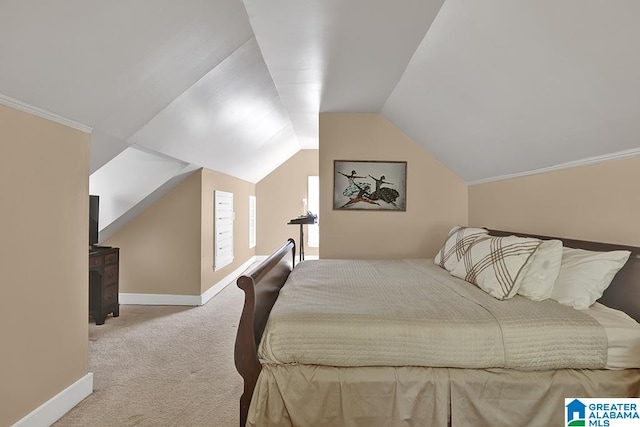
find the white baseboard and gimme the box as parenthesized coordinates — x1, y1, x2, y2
(119, 293, 202, 306)
(12, 373, 93, 427)
(200, 257, 256, 305)
(119, 257, 257, 306)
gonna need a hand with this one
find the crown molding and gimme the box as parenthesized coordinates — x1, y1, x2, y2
(0, 93, 93, 134)
(467, 148, 640, 186)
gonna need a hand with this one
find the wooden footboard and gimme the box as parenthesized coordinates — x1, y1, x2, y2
(234, 239, 296, 427)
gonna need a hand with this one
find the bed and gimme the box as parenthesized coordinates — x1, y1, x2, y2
(234, 230, 640, 426)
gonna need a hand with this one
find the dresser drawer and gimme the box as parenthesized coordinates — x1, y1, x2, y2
(104, 252, 118, 264)
(89, 256, 102, 268)
(89, 247, 120, 325)
(103, 264, 118, 285)
(103, 284, 118, 306)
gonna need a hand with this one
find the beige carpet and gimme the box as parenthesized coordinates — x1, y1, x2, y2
(55, 280, 246, 427)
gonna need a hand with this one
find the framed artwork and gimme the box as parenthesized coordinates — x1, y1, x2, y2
(333, 160, 407, 211)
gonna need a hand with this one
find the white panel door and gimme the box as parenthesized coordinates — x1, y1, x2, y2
(214, 190, 234, 270)
(249, 195, 256, 249)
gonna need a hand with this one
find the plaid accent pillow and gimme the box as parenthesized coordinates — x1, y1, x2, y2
(434, 226, 489, 272)
(451, 235, 542, 300)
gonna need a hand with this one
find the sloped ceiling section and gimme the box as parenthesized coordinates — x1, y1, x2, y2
(130, 37, 299, 183)
(90, 147, 190, 231)
(0, 0, 253, 139)
(383, 0, 640, 183)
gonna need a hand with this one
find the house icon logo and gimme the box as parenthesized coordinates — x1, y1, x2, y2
(566, 399, 587, 426)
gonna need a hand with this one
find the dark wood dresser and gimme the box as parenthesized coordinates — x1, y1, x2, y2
(89, 247, 120, 325)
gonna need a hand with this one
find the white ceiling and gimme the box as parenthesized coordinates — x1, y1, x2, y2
(243, 0, 445, 148)
(2, 0, 639, 213)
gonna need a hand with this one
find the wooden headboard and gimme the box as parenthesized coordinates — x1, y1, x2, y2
(488, 229, 640, 323)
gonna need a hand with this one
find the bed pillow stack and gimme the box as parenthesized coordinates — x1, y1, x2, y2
(434, 226, 631, 309)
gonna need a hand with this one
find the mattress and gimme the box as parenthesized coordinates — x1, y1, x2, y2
(585, 302, 640, 369)
(259, 259, 609, 370)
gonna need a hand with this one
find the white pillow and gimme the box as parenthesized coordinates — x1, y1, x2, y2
(517, 239, 563, 301)
(550, 247, 631, 310)
(434, 226, 488, 272)
(451, 235, 542, 300)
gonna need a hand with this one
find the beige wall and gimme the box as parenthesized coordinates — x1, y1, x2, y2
(0, 105, 90, 426)
(105, 168, 256, 296)
(200, 168, 255, 294)
(469, 156, 640, 246)
(105, 171, 203, 295)
(256, 150, 319, 256)
(319, 113, 468, 259)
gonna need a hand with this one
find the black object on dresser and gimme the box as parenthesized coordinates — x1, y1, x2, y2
(89, 247, 120, 325)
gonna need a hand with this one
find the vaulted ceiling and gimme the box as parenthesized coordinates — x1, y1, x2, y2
(2, 0, 639, 233)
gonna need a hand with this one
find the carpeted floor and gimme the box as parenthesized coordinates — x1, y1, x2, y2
(55, 279, 245, 427)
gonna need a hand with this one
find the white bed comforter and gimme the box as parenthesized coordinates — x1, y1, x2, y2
(258, 259, 607, 370)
